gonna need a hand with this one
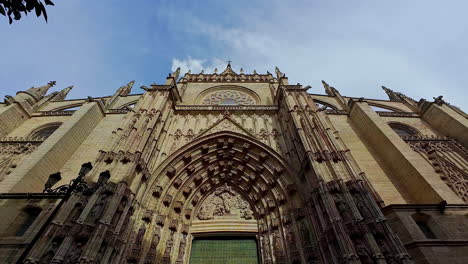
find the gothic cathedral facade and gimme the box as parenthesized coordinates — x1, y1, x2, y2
(0, 64, 467, 263)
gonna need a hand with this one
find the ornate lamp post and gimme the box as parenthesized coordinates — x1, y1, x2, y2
(43, 162, 110, 195)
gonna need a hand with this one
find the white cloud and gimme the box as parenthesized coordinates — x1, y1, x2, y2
(166, 0, 468, 110)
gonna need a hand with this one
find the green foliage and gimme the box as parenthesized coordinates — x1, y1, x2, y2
(0, 0, 55, 24)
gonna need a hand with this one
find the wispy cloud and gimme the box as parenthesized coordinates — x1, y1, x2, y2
(1, 0, 467, 110)
(165, 0, 468, 109)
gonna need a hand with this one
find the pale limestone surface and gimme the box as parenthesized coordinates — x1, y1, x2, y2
(0, 66, 466, 263)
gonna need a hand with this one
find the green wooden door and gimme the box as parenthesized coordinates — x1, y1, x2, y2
(189, 237, 259, 264)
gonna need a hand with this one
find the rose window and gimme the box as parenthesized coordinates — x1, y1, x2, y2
(202, 90, 256, 105)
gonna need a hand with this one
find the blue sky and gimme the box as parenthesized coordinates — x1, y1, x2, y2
(1, 0, 467, 110)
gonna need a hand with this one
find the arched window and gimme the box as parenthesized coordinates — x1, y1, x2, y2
(313, 100, 337, 111)
(388, 122, 419, 138)
(118, 101, 137, 109)
(30, 123, 62, 140)
(370, 105, 395, 112)
(368, 102, 404, 112)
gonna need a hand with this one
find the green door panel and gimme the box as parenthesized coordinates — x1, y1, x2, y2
(190, 237, 259, 264)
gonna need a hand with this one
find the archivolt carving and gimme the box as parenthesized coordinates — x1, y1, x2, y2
(197, 184, 254, 220)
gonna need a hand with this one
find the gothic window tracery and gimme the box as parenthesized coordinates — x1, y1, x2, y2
(202, 90, 256, 105)
(31, 123, 62, 140)
(388, 122, 419, 138)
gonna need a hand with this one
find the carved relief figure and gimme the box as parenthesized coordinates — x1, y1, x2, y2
(196, 184, 254, 220)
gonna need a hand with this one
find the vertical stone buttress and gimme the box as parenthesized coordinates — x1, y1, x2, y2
(24, 71, 180, 263)
(277, 79, 413, 263)
(0, 81, 56, 137)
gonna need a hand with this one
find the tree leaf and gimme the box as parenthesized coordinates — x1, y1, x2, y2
(44, 0, 54, 6)
(13, 10, 21, 20)
(26, 0, 35, 11)
(40, 3, 47, 22)
(0, 6, 5, 16)
(35, 2, 41, 17)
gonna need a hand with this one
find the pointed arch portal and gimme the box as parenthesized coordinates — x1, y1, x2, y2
(141, 131, 309, 264)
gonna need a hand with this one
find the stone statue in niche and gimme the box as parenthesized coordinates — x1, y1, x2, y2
(196, 184, 254, 220)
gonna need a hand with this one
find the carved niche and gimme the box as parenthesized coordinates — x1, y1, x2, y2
(196, 184, 254, 220)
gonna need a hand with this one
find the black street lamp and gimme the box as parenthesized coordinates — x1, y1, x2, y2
(43, 162, 110, 195)
(17, 162, 111, 263)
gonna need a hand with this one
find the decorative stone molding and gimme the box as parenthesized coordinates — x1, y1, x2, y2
(174, 105, 278, 111)
(377, 111, 420, 118)
(106, 108, 130, 114)
(404, 136, 468, 201)
(180, 73, 274, 83)
(35, 110, 75, 116)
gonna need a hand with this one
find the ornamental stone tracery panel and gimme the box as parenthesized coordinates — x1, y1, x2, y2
(202, 90, 257, 105)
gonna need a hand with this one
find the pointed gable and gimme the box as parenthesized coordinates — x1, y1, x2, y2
(196, 114, 256, 139)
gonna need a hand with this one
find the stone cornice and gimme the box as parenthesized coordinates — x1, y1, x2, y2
(280, 85, 309, 91)
(141, 84, 182, 102)
(180, 73, 275, 83)
(376, 111, 420, 118)
(404, 240, 468, 248)
(382, 203, 468, 213)
(0, 136, 45, 143)
(325, 109, 348, 115)
(106, 108, 130, 114)
(33, 110, 76, 116)
(174, 105, 278, 112)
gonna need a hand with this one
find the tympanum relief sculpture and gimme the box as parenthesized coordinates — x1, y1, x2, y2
(197, 184, 254, 220)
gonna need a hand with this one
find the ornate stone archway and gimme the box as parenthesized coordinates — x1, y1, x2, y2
(131, 131, 312, 264)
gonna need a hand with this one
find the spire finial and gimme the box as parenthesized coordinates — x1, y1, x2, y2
(382, 86, 401, 102)
(322, 80, 335, 96)
(220, 61, 236, 75)
(275, 67, 285, 79)
(119, 81, 134, 96)
(51, 85, 73, 101)
(171, 67, 181, 81)
(26, 81, 56, 99)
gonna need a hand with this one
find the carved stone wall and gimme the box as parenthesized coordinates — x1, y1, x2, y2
(1, 66, 466, 263)
(0, 137, 43, 182)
